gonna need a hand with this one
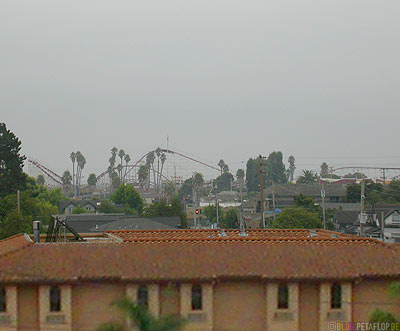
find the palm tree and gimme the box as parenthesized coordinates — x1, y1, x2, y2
(118, 149, 125, 180)
(155, 148, 162, 192)
(70, 152, 76, 194)
(146, 151, 156, 191)
(124, 154, 131, 181)
(97, 298, 186, 331)
(138, 165, 149, 189)
(76, 151, 86, 195)
(159, 153, 167, 194)
(62, 170, 72, 190)
(218, 159, 226, 175)
(297, 170, 318, 184)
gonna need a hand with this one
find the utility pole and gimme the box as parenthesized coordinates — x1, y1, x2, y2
(192, 174, 196, 228)
(272, 182, 276, 221)
(216, 195, 219, 227)
(360, 179, 366, 236)
(382, 168, 386, 184)
(381, 211, 385, 243)
(321, 185, 326, 229)
(259, 155, 265, 228)
(17, 190, 20, 214)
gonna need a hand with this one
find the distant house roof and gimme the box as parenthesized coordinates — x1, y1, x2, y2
(334, 211, 360, 226)
(62, 214, 182, 233)
(90, 218, 173, 232)
(59, 200, 99, 213)
(264, 184, 346, 197)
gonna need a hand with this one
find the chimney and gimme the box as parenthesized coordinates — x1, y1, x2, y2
(33, 221, 40, 243)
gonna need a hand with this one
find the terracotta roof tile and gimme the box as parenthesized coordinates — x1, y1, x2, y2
(0, 230, 397, 283)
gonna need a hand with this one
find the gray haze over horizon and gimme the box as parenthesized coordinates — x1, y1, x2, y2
(1, 0, 400, 180)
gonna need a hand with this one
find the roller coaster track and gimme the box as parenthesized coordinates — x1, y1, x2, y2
(28, 159, 63, 185)
(97, 148, 220, 181)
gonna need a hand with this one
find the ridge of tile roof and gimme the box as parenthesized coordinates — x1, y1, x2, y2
(105, 228, 382, 245)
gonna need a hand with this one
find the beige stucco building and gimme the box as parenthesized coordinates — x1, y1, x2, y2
(1, 229, 400, 330)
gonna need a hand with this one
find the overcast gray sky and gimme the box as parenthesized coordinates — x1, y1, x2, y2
(1, 0, 399, 180)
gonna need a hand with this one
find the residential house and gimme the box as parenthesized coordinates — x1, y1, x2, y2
(59, 200, 99, 215)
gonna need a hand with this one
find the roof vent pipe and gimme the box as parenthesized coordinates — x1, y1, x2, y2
(308, 230, 317, 238)
(33, 221, 40, 243)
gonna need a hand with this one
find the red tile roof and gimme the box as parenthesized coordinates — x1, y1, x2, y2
(0, 230, 397, 284)
(106, 229, 382, 245)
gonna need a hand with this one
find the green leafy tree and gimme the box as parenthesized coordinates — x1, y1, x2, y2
(245, 158, 260, 192)
(178, 178, 193, 201)
(111, 184, 143, 213)
(220, 208, 239, 229)
(370, 282, 400, 322)
(87, 173, 97, 187)
(273, 207, 323, 229)
(265, 151, 287, 185)
(214, 172, 234, 192)
(37, 187, 68, 207)
(97, 297, 186, 331)
(36, 174, 45, 186)
(297, 170, 318, 184)
(0, 210, 33, 239)
(384, 180, 400, 203)
(97, 200, 123, 214)
(203, 204, 224, 224)
(164, 181, 176, 199)
(72, 205, 86, 214)
(0, 123, 27, 197)
(142, 195, 184, 219)
(346, 182, 384, 206)
(343, 172, 366, 179)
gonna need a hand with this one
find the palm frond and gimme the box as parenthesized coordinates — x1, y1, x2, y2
(96, 322, 125, 331)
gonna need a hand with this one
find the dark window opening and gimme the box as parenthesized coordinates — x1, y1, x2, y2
(191, 285, 202, 310)
(137, 285, 149, 307)
(50, 286, 61, 312)
(278, 283, 289, 309)
(331, 283, 342, 309)
(0, 287, 6, 312)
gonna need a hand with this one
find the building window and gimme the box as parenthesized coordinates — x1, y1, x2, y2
(0, 287, 6, 312)
(331, 283, 342, 309)
(278, 283, 289, 309)
(50, 286, 61, 312)
(137, 285, 148, 307)
(191, 285, 202, 310)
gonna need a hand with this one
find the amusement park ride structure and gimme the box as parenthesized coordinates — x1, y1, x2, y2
(27, 148, 221, 189)
(27, 150, 400, 189)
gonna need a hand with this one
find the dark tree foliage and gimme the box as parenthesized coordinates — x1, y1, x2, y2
(214, 172, 234, 193)
(265, 151, 287, 185)
(220, 208, 239, 229)
(111, 184, 143, 213)
(0, 123, 26, 197)
(246, 152, 287, 192)
(273, 207, 323, 229)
